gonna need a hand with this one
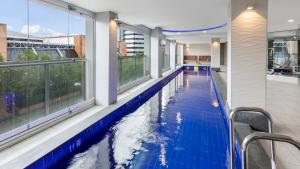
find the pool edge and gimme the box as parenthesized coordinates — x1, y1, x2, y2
(210, 69, 242, 169)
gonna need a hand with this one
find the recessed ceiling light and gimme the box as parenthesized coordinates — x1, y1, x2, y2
(202, 31, 207, 33)
(176, 32, 181, 35)
(288, 19, 295, 23)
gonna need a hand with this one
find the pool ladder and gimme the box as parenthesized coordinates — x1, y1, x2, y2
(229, 107, 300, 169)
(242, 132, 300, 169)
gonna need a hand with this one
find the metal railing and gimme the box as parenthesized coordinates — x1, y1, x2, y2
(0, 58, 85, 67)
(230, 107, 275, 169)
(242, 132, 300, 169)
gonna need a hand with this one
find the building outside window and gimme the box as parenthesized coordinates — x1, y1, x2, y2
(0, 0, 94, 141)
(117, 23, 151, 92)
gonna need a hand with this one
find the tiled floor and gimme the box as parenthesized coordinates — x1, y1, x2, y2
(215, 67, 300, 169)
(267, 80, 300, 169)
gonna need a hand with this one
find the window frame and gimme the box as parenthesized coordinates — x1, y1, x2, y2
(0, 0, 96, 145)
(117, 22, 152, 93)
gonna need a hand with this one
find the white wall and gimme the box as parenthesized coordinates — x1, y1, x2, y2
(227, 0, 267, 109)
(184, 44, 211, 56)
(177, 44, 184, 65)
(150, 27, 162, 78)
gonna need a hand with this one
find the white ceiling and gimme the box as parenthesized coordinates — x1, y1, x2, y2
(64, 0, 300, 44)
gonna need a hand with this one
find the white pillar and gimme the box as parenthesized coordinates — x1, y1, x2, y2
(176, 44, 184, 65)
(227, 0, 268, 109)
(170, 41, 176, 69)
(151, 27, 162, 78)
(95, 11, 118, 106)
(85, 18, 95, 100)
(211, 38, 221, 71)
(180, 44, 184, 65)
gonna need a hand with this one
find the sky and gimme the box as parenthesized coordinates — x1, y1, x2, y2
(0, 0, 86, 37)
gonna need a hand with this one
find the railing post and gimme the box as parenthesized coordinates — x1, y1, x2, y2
(143, 55, 146, 76)
(82, 61, 86, 100)
(44, 64, 50, 115)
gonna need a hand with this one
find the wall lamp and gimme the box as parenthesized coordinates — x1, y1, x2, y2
(114, 15, 119, 21)
(246, 3, 255, 10)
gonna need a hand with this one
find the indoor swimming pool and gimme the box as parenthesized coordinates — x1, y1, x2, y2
(28, 68, 230, 169)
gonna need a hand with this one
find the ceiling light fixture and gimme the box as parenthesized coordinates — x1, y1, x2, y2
(288, 19, 295, 23)
(202, 31, 207, 33)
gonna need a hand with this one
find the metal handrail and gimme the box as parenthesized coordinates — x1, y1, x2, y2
(230, 107, 275, 169)
(118, 55, 146, 59)
(242, 132, 300, 169)
(0, 59, 85, 68)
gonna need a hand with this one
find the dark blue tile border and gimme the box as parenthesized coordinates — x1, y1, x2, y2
(183, 65, 209, 71)
(210, 69, 242, 169)
(26, 67, 184, 169)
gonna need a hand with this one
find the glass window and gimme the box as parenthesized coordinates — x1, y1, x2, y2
(0, 0, 94, 140)
(165, 40, 170, 70)
(117, 24, 150, 91)
(267, 39, 299, 77)
(160, 39, 170, 72)
(0, 0, 30, 134)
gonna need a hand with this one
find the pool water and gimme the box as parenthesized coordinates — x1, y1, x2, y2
(50, 71, 229, 169)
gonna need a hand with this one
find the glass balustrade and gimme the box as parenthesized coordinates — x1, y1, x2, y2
(0, 60, 85, 134)
(118, 56, 146, 88)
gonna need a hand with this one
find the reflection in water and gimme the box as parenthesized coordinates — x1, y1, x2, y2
(176, 112, 182, 125)
(159, 144, 168, 167)
(212, 99, 219, 108)
(176, 112, 182, 133)
(112, 103, 152, 169)
(66, 77, 184, 169)
(68, 135, 111, 169)
(186, 79, 190, 88)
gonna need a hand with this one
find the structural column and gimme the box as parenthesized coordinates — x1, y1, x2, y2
(227, 0, 268, 109)
(170, 40, 177, 69)
(95, 11, 118, 106)
(211, 38, 221, 71)
(151, 27, 162, 78)
(177, 43, 184, 65)
(85, 18, 95, 100)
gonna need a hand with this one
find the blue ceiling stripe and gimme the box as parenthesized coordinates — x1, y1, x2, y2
(162, 23, 227, 33)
